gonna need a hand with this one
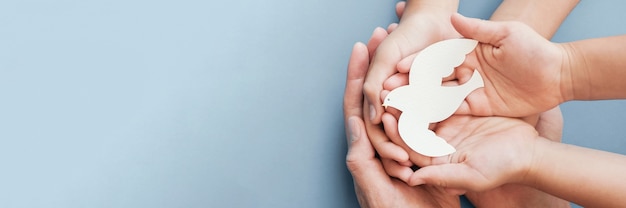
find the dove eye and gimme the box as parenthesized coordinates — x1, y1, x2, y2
(387, 98, 390, 101)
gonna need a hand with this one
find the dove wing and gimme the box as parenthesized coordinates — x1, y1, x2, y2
(408, 39, 478, 85)
(398, 112, 455, 157)
(397, 111, 428, 142)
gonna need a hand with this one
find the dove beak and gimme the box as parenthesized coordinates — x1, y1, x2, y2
(381, 103, 388, 109)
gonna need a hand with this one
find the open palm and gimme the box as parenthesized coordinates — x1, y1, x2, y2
(451, 14, 567, 117)
(401, 115, 539, 192)
(381, 110, 568, 207)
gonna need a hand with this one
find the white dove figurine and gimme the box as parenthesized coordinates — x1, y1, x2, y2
(382, 39, 484, 157)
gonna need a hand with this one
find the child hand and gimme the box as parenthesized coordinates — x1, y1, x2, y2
(363, 1, 461, 124)
(451, 13, 568, 117)
(403, 115, 541, 192)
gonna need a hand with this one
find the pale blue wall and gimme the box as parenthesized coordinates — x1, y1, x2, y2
(0, 0, 623, 207)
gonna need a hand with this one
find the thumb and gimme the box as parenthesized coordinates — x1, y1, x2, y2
(345, 116, 397, 188)
(408, 163, 491, 192)
(451, 13, 507, 47)
(346, 116, 376, 174)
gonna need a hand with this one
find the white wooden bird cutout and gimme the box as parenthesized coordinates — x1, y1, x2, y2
(383, 39, 484, 157)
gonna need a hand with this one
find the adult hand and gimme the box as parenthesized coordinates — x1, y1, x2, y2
(343, 25, 458, 208)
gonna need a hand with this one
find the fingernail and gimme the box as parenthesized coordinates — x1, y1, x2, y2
(347, 117, 361, 143)
(369, 104, 376, 121)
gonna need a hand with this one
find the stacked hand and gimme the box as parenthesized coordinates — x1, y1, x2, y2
(345, 2, 572, 207)
(343, 23, 458, 207)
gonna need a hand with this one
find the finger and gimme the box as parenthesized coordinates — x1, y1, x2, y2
(382, 73, 409, 91)
(453, 66, 476, 84)
(364, 99, 410, 163)
(397, 51, 474, 83)
(364, 38, 404, 124)
(380, 90, 390, 103)
(346, 116, 395, 188)
(367, 27, 389, 60)
(454, 88, 493, 116)
(363, 27, 394, 124)
(381, 112, 407, 148)
(382, 158, 413, 183)
(535, 106, 563, 142)
(344, 34, 394, 198)
(396, 1, 406, 19)
(387, 23, 398, 34)
(442, 80, 460, 86)
(364, 68, 391, 124)
(444, 187, 468, 196)
(428, 123, 437, 131)
(453, 50, 481, 83)
(396, 53, 417, 74)
(344, 42, 369, 120)
(408, 163, 490, 192)
(399, 160, 413, 167)
(451, 13, 508, 47)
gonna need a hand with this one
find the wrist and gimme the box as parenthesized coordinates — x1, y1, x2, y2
(396, 7, 461, 42)
(402, 0, 458, 19)
(520, 137, 551, 187)
(400, 0, 458, 27)
(491, 0, 578, 39)
(558, 42, 590, 101)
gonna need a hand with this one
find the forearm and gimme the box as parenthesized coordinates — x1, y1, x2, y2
(525, 138, 626, 207)
(561, 35, 626, 101)
(402, 0, 458, 19)
(490, 0, 579, 38)
(397, 0, 460, 42)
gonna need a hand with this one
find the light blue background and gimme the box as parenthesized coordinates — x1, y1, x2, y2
(1, 0, 624, 207)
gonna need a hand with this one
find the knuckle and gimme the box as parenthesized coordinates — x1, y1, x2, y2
(345, 155, 363, 174)
(435, 178, 449, 188)
(362, 81, 377, 95)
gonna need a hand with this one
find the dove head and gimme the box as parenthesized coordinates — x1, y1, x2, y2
(382, 86, 412, 112)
